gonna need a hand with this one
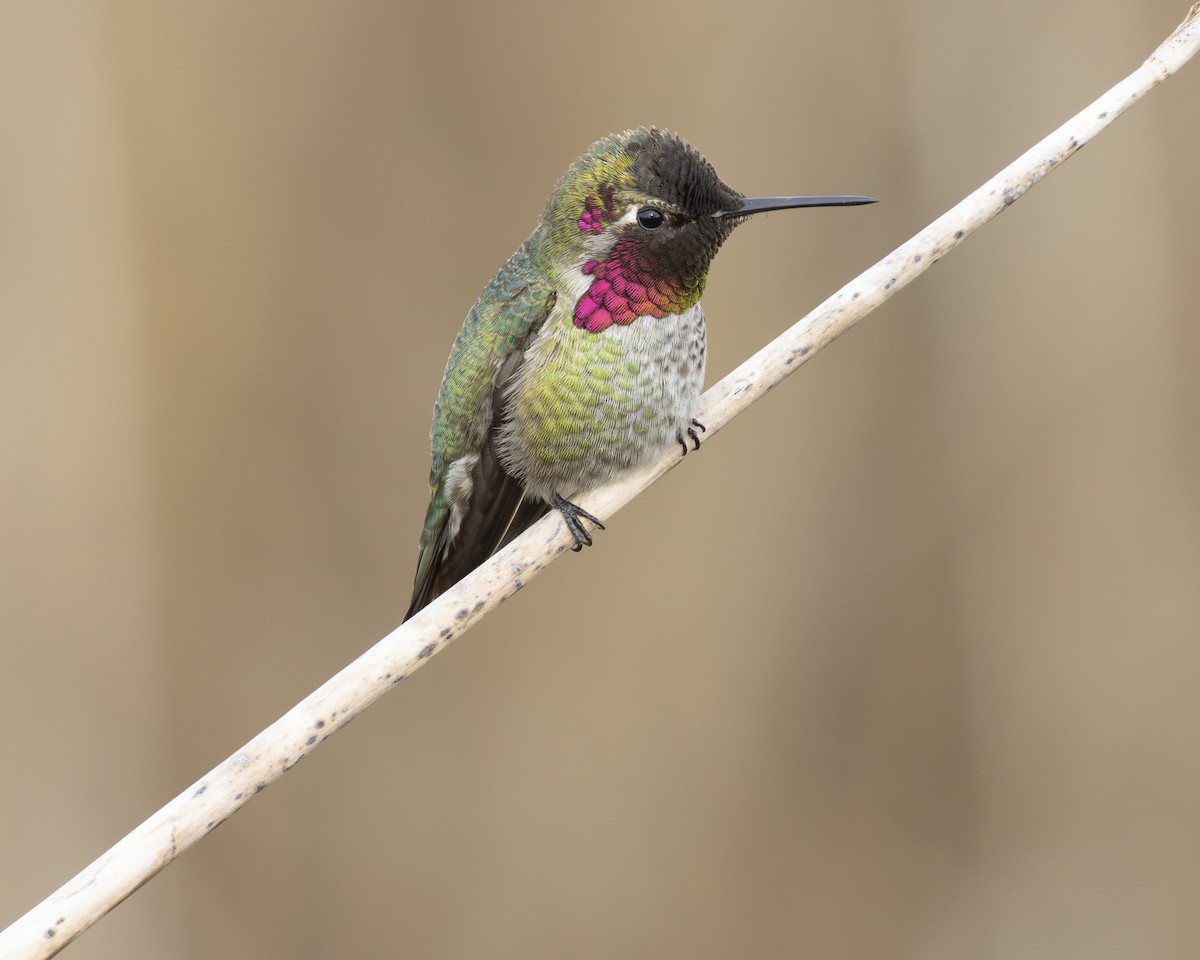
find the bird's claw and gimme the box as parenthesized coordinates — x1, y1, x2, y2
(677, 418, 707, 455)
(552, 492, 605, 551)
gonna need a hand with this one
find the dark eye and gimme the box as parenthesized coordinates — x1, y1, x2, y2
(636, 207, 665, 229)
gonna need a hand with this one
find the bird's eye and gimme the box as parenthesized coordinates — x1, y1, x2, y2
(636, 207, 665, 229)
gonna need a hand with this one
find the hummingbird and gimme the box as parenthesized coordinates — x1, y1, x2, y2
(405, 128, 876, 619)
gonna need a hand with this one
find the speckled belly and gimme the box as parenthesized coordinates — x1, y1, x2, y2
(498, 303, 707, 501)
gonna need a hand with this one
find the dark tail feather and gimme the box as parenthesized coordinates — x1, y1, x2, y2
(404, 449, 550, 621)
(497, 498, 551, 550)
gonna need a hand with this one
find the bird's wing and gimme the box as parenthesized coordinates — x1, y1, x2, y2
(405, 246, 557, 619)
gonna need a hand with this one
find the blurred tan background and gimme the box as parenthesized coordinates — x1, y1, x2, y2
(3, 1, 1199, 957)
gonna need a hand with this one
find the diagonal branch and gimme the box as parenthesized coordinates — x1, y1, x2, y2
(2, 5, 1197, 958)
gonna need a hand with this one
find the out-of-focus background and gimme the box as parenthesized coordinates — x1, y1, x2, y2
(3, 1, 1199, 957)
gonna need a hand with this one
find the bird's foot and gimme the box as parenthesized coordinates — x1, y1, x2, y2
(676, 418, 707, 455)
(551, 492, 605, 552)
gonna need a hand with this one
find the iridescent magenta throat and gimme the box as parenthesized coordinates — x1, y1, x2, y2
(572, 237, 694, 334)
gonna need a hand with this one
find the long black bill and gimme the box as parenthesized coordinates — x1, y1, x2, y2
(712, 195, 879, 218)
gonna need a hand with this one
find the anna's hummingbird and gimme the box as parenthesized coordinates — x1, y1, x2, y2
(405, 128, 875, 618)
